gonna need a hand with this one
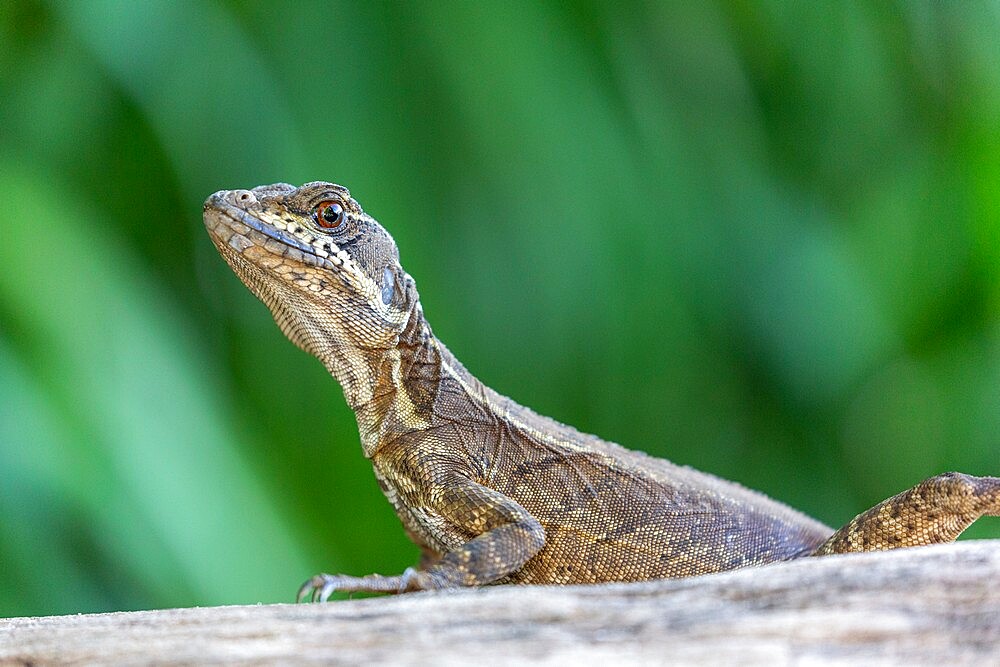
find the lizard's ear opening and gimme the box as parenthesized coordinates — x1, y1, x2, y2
(381, 266, 396, 305)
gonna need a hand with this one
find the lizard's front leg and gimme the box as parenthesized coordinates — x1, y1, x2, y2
(813, 472, 1000, 556)
(298, 475, 545, 601)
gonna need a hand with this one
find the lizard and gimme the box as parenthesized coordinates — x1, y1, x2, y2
(202, 181, 1000, 602)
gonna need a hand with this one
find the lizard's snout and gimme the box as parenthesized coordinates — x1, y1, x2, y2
(203, 189, 258, 212)
(204, 183, 296, 214)
(203, 189, 255, 214)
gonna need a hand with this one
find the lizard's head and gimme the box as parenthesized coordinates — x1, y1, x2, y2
(203, 182, 418, 365)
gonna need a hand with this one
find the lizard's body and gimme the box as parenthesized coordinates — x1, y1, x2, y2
(203, 182, 1000, 599)
(374, 338, 831, 584)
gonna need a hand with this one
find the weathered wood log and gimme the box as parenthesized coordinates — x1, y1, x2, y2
(1, 541, 998, 665)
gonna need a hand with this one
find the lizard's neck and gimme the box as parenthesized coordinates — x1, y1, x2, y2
(319, 304, 459, 458)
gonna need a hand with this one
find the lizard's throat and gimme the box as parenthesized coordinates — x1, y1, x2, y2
(320, 314, 440, 458)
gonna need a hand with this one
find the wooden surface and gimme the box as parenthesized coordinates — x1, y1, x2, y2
(1, 541, 998, 666)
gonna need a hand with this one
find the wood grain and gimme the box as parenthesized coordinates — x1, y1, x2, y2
(2, 541, 998, 666)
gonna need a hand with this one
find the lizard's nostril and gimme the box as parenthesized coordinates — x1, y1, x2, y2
(230, 189, 257, 206)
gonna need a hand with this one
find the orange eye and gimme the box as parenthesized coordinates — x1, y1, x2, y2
(316, 201, 345, 229)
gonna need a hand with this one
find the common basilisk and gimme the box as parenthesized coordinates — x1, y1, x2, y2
(203, 182, 1000, 601)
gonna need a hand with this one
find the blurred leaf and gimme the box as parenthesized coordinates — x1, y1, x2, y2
(0, 166, 310, 610)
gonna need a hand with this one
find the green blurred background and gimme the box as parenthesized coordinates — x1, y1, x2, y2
(1, 1, 998, 617)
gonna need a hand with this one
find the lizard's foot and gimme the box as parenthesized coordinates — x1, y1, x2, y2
(814, 473, 1000, 556)
(296, 570, 415, 602)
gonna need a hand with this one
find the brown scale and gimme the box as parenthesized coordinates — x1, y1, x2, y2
(202, 182, 1000, 601)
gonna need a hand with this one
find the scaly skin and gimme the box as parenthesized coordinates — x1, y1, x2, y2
(202, 182, 1000, 601)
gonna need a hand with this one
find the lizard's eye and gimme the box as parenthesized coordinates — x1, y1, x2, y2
(315, 201, 345, 229)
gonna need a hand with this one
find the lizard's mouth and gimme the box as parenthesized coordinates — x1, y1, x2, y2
(204, 191, 341, 272)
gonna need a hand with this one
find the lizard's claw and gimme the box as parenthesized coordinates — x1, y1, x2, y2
(297, 574, 333, 603)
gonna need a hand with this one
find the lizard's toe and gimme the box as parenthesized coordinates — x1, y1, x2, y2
(296, 574, 330, 603)
(319, 577, 339, 602)
(294, 571, 416, 597)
